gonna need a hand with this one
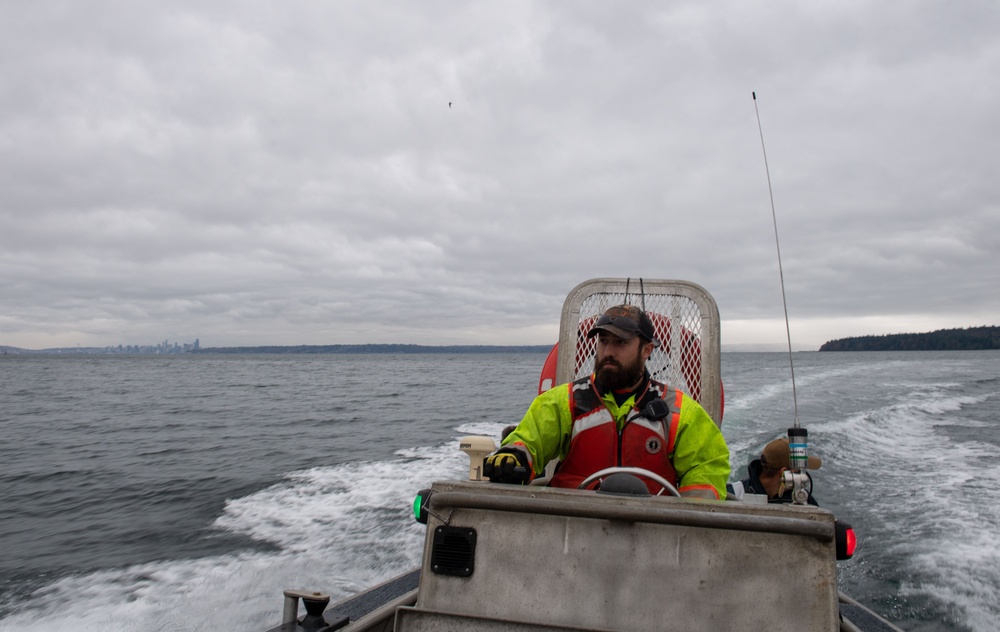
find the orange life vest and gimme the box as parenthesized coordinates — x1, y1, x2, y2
(549, 375, 681, 494)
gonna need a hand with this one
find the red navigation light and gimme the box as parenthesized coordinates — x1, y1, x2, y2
(835, 520, 856, 561)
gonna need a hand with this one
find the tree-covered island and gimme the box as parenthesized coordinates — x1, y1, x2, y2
(820, 326, 1000, 351)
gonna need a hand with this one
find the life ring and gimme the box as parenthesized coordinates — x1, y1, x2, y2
(537, 313, 724, 422)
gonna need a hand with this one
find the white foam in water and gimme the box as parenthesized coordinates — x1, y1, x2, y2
(719, 379, 788, 415)
(454, 420, 510, 438)
(0, 431, 495, 632)
(825, 387, 1000, 630)
(723, 361, 878, 416)
(0, 551, 295, 631)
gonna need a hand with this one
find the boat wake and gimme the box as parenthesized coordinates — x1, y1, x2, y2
(0, 425, 501, 632)
(825, 385, 1000, 630)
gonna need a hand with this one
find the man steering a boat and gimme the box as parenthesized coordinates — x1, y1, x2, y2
(483, 304, 730, 499)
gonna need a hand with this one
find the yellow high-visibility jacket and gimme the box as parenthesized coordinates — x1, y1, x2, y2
(501, 375, 730, 499)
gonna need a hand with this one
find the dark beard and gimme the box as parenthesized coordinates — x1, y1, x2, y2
(594, 352, 645, 392)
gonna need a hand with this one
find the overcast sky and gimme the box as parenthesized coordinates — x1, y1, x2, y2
(2, 1, 997, 351)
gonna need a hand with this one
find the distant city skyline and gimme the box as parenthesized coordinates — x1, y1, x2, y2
(1, 339, 200, 354)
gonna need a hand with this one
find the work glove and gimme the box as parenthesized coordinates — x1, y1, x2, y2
(483, 447, 530, 484)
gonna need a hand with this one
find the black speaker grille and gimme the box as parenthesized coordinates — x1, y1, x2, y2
(430, 526, 477, 577)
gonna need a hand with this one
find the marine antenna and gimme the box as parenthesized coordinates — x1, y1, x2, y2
(753, 92, 811, 501)
(753, 92, 799, 426)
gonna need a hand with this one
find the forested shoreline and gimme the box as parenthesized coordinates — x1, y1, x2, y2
(820, 326, 1000, 351)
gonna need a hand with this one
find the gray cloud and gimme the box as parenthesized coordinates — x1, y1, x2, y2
(2, 1, 998, 350)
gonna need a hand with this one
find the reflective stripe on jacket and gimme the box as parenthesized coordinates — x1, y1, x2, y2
(549, 376, 678, 493)
(501, 374, 730, 499)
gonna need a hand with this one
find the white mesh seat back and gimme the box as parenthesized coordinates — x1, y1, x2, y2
(555, 278, 722, 427)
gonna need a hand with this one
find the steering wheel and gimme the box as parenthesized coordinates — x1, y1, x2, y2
(577, 466, 681, 497)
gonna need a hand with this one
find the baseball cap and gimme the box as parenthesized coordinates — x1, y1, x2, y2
(760, 437, 822, 470)
(586, 305, 661, 347)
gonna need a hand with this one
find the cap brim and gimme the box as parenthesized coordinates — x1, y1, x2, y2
(587, 324, 638, 340)
(587, 325, 661, 347)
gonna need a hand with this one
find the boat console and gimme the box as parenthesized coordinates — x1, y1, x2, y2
(400, 476, 841, 631)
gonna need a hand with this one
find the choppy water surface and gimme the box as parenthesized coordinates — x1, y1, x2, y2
(1, 351, 998, 631)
